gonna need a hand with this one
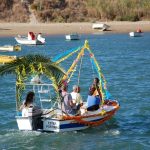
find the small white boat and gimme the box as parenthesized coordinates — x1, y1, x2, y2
(92, 23, 110, 31)
(129, 32, 142, 37)
(15, 32, 45, 45)
(0, 45, 21, 52)
(129, 28, 143, 37)
(65, 33, 79, 40)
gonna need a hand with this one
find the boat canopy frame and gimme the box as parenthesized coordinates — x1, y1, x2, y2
(15, 40, 111, 111)
(52, 40, 112, 103)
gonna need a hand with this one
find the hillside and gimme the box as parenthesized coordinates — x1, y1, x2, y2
(0, 0, 150, 23)
(0, 0, 30, 22)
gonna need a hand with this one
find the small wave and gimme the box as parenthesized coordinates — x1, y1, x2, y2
(104, 129, 120, 136)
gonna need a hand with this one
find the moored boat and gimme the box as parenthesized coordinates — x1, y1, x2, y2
(92, 23, 110, 31)
(129, 32, 142, 37)
(0, 45, 21, 52)
(129, 28, 143, 37)
(65, 33, 79, 40)
(0, 55, 16, 64)
(15, 32, 45, 45)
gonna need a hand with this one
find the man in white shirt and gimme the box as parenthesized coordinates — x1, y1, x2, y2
(71, 85, 83, 107)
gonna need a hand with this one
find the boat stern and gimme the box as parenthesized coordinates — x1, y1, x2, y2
(16, 116, 33, 130)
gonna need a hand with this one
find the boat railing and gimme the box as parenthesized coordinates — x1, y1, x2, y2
(23, 82, 57, 108)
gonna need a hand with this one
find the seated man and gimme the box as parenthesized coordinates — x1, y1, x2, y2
(60, 85, 79, 116)
(70, 85, 83, 110)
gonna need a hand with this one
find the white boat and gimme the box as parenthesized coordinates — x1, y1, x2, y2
(92, 23, 110, 31)
(65, 33, 79, 40)
(129, 32, 142, 37)
(15, 32, 45, 45)
(0, 40, 120, 132)
(0, 45, 21, 52)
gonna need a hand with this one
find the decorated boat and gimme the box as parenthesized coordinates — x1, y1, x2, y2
(65, 33, 79, 40)
(0, 45, 21, 52)
(0, 41, 119, 132)
(15, 32, 45, 45)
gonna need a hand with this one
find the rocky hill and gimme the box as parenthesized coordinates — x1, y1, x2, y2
(0, 0, 150, 23)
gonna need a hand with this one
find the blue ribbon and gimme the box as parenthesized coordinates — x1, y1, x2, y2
(52, 46, 82, 62)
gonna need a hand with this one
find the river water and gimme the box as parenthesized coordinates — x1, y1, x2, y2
(0, 33, 150, 150)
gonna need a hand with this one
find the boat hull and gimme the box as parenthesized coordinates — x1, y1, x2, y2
(0, 55, 16, 64)
(0, 45, 21, 52)
(0, 46, 14, 51)
(129, 32, 142, 37)
(15, 37, 44, 45)
(65, 34, 79, 40)
(92, 23, 110, 31)
(16, 116, 33, 130)
(16, 100, 119, 132)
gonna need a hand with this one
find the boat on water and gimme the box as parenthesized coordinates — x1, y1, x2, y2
(0, 45, 21, 52)
(65, 33, 79, 40)
(129, 28, 143, 37)
(0, 41, 119, 132)
(92, 23, 110, 31)
(0, 55, 16, 64)
(129, 32, 142, 37)
(15, 32, 45, 45)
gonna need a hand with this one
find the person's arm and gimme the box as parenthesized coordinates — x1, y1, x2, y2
(68, 94, 76, 107)
(77, 93, 83, 105)
(89, 84, 95, 95)
(28, 105, 43, 117)
(96, 85, 102, 100)
(19, 104, 24, 111)
(19, 100, 25, 111)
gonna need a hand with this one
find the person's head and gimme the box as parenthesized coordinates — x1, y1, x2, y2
(24, 91, 35, 106)
(59, 80, 68, 92)
(73, 85, 80, 93)
(61, 84, 68, 92)
(93, 77, 99, 85)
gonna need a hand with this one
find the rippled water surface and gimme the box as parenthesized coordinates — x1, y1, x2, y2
(0, 33, 150, 150)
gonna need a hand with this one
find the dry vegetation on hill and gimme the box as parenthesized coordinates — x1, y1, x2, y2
(0, 0, 150, 23)
(0, 0, 30, 22)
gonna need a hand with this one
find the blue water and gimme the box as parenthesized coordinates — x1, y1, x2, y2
(0, 33, 150, 150)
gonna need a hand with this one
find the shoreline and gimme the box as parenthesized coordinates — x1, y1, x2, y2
(0, 21, 150, 37)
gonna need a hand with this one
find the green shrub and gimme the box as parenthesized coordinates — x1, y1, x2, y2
(119, 14, 140, 21)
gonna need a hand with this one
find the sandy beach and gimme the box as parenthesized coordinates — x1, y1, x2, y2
(0, 21, 150, 37)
